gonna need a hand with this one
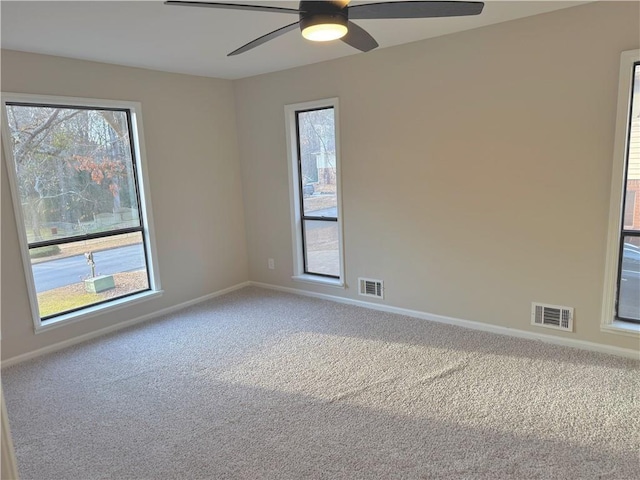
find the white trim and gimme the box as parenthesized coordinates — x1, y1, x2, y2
(0, 281, 250, 369)
(250, 281, 639, 360)
(601, 321, 640, 338)
(1, 98, 41, 331)
(128, 102, 162, 293)
(601, 50, 640, 336)
(1, 92, 162, 331)
(0, 92, 143, 111)
(1, 388, 19, 480)
(284, 98, 345, 282)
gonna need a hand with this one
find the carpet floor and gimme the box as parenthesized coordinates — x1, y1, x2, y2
(2, 287, 639, 479)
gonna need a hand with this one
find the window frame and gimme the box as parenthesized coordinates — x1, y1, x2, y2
(285, 98, 345, 287)
(1, 92, 162, 333)
(601, 50, 640, 337)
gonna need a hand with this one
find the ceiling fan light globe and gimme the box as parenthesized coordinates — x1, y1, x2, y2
(301, 23, 348, 42)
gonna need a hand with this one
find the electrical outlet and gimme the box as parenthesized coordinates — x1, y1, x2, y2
(268, 258, 275, 270)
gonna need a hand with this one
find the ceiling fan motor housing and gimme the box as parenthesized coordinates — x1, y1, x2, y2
(299, 0, 349, 34)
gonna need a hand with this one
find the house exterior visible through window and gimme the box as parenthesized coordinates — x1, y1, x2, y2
(2, 93, 161, 330)
(602, 50, 640, 333)
(286, 98, 344, 286)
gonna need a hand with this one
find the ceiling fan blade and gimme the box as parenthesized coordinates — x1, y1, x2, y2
(340, 21, 378, 52)
(164, 1, 300, 14)
(228, 21, 300, 56)
(349, 1, 484, 19)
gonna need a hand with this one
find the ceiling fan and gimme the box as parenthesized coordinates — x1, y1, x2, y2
(164, 1, 484, 56)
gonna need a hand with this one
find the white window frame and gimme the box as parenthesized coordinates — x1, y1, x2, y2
(285, 98, 345, 288)
(601, 50, 640, 337)
(1, 92, 162, 333)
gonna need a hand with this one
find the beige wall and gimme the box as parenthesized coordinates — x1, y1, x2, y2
(234, 1, 640, 351)
(1, 51, 248, 360)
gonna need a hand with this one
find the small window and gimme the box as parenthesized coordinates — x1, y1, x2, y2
(616, 61, 640, 323)
(602, 51, 640, 332)
(2, 94, 161, 330)
(285, 99, 344, 286)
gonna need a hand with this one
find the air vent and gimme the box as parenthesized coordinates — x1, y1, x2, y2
(531, 302, 574, 332)
(359, 277, 383, 299)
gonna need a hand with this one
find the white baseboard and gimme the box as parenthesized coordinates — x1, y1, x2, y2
(4, 280, 637, 367)
(1, 281, 251, 368)
(250, 281, 640, 360)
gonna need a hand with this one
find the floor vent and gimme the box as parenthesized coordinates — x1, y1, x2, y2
(359, 278, 383, 299)
(531, 302, 574, 332)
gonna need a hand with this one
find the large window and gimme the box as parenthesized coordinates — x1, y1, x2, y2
(602, 50, 640, 334)
(286, 99, 344, 285)
(2, 94, 161, 330)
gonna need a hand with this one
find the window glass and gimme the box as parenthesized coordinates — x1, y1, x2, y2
(618, 237, 640, 321)
(303, 220, 340, 277)
(295, 106, 340, 278)
(298, 108, 338, 218)
(31, 233, 149, 319)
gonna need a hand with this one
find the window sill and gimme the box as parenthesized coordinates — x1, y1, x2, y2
(601, 320, 640, 338)
(35, 289, 163, 334)
(292, 274, 345, 289)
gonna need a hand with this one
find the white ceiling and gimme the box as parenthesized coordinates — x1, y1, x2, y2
(1, 1, 589, 80)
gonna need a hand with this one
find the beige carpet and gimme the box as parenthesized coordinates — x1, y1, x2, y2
(2, 287, 639, 479)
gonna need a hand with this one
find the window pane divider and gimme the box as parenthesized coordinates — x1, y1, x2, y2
(28, 226, 144, 249)
(301, 216, 338, 222)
